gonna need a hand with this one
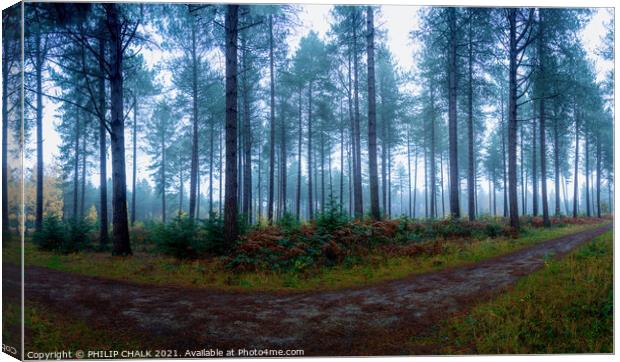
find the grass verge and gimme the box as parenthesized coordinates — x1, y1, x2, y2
(4, 222, 606, 292)
(411, 230, 613, 354)
(2, 302, 146, 354)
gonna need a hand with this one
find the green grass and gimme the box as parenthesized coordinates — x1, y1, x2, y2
(419, 230, 613, 354)
(4, 223, 605, 292)
(2, 302, 146, 354)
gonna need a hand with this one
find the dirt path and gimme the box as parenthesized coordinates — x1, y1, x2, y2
(4, 223, 612, 356)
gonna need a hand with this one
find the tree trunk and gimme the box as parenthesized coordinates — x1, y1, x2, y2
(466, 11, 475, 221)
(573, 107, 579, 218)
(596, 129, 601, 217)
(2, 37, 9, 235)
(188, 18, 199, 220)
(553, 109, 561, 215)
(107, 4, 132, 255)
(448, 8, 460, 218)
(412, 146, 418, 219)
(241, 35, 252, 223)
(73, 115, 81, 218)
(407, 122, 412, 217)
(585, 130, 590, 217)
(507, 9, 520, 229)
(296, 86, 302, 220)
(131, 95, 137, 226)
(520, 121, 526, 214)
(352, 8, 363, 218)
(430, 87, 437, 219)
(307, 81, 314, 220)
(80, 125, 86, 219)
(538, 12, 550, 226)
(35, 27, 44, 231)
(267, 14, 276, 222)
(339, 99, 344, 212)
(366, 6, 380, 220)
(280, 96, 287, 216)
(532, 117, 538, 216)
(97, 37, 109, 244)
(161, 127, 166, 223)
(224, 4, 239, 245)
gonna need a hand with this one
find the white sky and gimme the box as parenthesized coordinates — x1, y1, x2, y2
(30, 5, 613, 197)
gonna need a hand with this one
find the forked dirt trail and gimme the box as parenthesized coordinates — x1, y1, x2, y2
(5, 223, 612, 356)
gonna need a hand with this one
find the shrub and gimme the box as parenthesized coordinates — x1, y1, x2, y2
(33, 216, 65, 252)
(33, 216, 92, 254)
(316, 197, 348, 233)
(153, 215, 201, 259)
(199, 212, 228, 255)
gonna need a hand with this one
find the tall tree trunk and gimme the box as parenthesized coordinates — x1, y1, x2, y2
(407, 122, 412, 217)
(448, 8, 460, 218)
(466, 11, 475, 221)
(97, 38, 109, 246)
(209, 116, 214, 214)
(224, 4, 239, 245)
(131, 95, 137, 226)
(351, 8, 363, 218)
(296, 86, 302, 220)
(35, 27, 44, 231)
(503, 113, 509, 218)
(596, 129, 601, 217)
(320, 132, 325, 211)
(430, 91, 436, 219)
(507, 9, 520, 229)
(413, 146, 418, 218)
(440, 153, 445, 217)
(241, 35, 252, 223)
(366, 6, 380, 220)
(280, 97, 287, 216)
(339, 99, 344, 212)
(267, 14, 276, 222)
(73, 115, 81, 218)
(553, 109, 561, 215)
(520, 121, 526, 214)
(106, 4, 132, 255)
(538, 12, 550, 226)
(585, 130, 590, 217)
(532, 117, 538, 216)
(80, 127, 86, 219)
(188, 18, 199, 220)
(161, 128, 166, 223)
(573, 107, 579, 218)
(2, 25, 10, 234)
(307, 81, 314, 220)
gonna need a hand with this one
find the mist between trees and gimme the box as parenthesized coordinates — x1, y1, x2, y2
(3, 4, 614, 254)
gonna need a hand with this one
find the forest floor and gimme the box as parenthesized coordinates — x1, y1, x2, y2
(3, 222, 612, 356)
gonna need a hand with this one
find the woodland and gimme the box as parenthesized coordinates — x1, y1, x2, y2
(2, 4, 614, 259)
(1, 3, 615, 355)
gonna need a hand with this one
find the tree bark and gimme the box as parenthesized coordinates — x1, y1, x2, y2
(296, 86, 302, 220)
(573, 107, 579, 218)
(188, 17, 199, 220)
(307, 81, 314, 220)
(596, 129, 601, 217)
(224, 4, 239, 244)
(532, 117, 538, 216)
(538, 12, 550, 226)
(35, 26, 44, 231)
(507, 9, 520, 229)
(585, 130, 590, 217)
(352, 8, 363, 218)
(131, 95, 137, 226)
(448, 8, 460, 218)
(241, 34, 252, 223)
(366, 6, 380, 220)
(466, 11, 475, 221)
(106, 4, 132, 255)
(553, 107, 561, 215)
(267, 14, 276, 222)
(97, 38, 109, 245)
(73, 114, 81, 218)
